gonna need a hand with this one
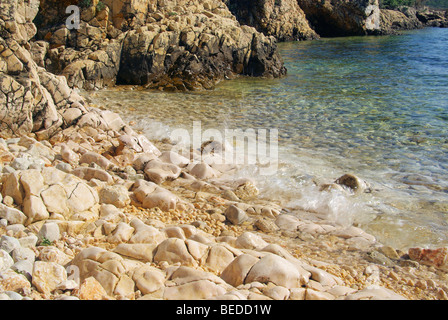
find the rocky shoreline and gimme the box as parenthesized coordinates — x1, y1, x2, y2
(1, 0, 448, 300)
(30, 0, 448, 92)
(1, 103, 448, 301)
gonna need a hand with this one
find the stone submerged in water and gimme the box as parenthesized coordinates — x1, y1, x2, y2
(334, 173, 370, 194)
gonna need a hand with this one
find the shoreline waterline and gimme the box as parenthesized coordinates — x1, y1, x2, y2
(87, 27, 448, 250)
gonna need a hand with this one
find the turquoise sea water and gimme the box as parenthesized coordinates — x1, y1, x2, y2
(91, 27, 448, 250)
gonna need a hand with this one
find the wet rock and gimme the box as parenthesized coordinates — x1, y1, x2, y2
(225, 205, 249, 225)
(275, 214, 302, 231)
(100, 110, 126, 132)
(331, 226, 376, 243)
(335, 173, 369, 194)
(159, 151, 190, 168)
(366, 251, 394, 267)
(234, 181, 259, 200)
(222, 189, 240, 201)
(188, 162, 219, 180)
(118, 135, 160, 156)
(378, 245, 401, 260)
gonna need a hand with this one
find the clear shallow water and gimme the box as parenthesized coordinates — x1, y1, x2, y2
(90, 28, 448, 250)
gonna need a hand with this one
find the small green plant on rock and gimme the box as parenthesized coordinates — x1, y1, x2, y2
(40, 237, 53, 246)
(97, 1, 106, 12)
(78, 0, 92, 8)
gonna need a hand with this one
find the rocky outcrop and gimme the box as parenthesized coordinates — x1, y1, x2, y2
(225, 0, 319, 41)
(33, 0, 286, 92)
(416, 8, 448, 28)
(0, 0, 86, 137)
(377, 6, 448, 35)
(378, 8, 423, 34)
(116, 1, 286, 90)
(225, 0, 446, 39)
(297, 0, 381, 36)
(34, 0, 126, 90)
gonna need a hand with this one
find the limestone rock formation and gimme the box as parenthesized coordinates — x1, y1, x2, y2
(416, 8, 448, 28)
(0, 0, 86, 137)
(225, 0, 319, 41)
(297, 0, 381, 36)
(378, 8, 423, 34)
(33, 0, 287, 91)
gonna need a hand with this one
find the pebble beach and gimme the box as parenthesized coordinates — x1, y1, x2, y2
(0, 103, 448, 301)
